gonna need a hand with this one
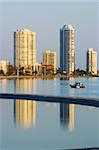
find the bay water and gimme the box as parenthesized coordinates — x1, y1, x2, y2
(0, 77, 99, 150)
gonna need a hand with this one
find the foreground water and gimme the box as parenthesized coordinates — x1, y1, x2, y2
(0, 77, 99, 150)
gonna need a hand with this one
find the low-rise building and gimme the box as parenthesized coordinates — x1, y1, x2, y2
(0, 60, 10, 75)
(32, 63, 42, 74)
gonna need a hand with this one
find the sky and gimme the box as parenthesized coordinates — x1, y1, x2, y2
(0, 0, 99, 70)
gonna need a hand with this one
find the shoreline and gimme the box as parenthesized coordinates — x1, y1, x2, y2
(0, 74, 99, 80)
(0, 93, 99, 107)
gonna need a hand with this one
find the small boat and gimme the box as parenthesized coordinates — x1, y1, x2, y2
(70, 82, 86, 88)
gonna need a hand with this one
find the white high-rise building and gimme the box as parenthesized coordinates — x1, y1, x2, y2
(60, 25, 75, 74)
(14, 29, 36, 69)
(86, 48, 97, 75)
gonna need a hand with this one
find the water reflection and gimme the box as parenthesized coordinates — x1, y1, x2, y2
(14, 78, 36, 94)
(14, 100, 36, 128)
(0, 79, 8, 92)
(60, 103, 75, 131)
(14, 79, 37, 128)
(42, 77, 56, 80)
(59, 77, 75, 131)
(60, 77, 75, 81)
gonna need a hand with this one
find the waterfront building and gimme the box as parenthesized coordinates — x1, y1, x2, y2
(60, 24, 75, 74)
(86, 48, 97, 75)
(32, 62, 42, 74)
(43, 50, 56, 74)
(0, 60, 10, 75)
(14, 29, 36, 74)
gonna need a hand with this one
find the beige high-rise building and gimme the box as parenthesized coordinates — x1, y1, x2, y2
(43, 50, 56, 74)
(14, 29, 36, 70)
(86, 48, 97, 75)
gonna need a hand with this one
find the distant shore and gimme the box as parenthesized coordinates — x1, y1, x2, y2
(0, 74, 99, 80)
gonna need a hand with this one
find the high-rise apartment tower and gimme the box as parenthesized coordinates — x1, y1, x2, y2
(14, 29, 36, 69)
(60, 25, 75, 74)
(86, 48, 97, 75)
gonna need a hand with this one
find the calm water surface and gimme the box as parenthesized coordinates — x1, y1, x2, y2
(0, 77, 99, 150)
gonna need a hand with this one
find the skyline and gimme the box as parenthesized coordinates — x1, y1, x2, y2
(0, 1, 99, 69)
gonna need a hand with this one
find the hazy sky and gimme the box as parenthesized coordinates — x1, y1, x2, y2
(0, 0, 99, 69)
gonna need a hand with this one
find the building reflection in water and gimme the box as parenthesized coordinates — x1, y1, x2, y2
(60, 77, 75, 131)
(42, 77, 56, 80)
(14, 78, 37, 128)
(60, 103, 75, 131)
(14, 100, 36, 128)
(0, 79, 8, 92)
